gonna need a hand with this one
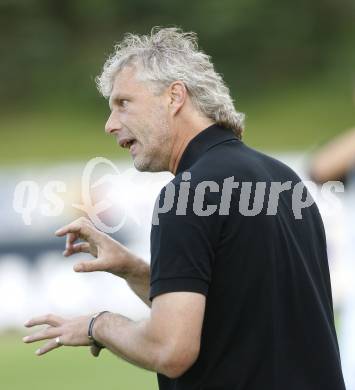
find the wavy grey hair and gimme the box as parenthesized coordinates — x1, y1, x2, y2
(96, 27, 245, 138)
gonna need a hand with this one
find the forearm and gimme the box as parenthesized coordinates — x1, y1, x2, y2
(122, 257, 151, 307)
(310, 127, 355, 182)
(93, 312, 164, 373)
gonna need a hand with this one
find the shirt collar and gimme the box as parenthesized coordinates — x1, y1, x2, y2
(176, 124, 239, 175)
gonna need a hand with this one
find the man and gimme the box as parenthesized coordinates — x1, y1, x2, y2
(24, 27, 346, 389)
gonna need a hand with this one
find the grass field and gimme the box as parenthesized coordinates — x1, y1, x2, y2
(1, 334, 157, 390)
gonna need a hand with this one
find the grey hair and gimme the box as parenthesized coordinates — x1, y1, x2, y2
(96, 27, 245, 138)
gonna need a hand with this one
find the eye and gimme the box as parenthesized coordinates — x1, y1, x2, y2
(119, 99, 129, 108)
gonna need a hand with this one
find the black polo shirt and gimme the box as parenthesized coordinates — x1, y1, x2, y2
(150, 124, 345, 390)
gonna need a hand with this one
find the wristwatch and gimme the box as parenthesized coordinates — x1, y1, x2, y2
(88, 310, 110, 349)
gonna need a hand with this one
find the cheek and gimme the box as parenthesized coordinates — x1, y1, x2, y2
(134, 105, 169, 145)
(119, 111, 129, 124)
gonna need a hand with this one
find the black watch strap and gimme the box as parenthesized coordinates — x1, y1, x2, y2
(88, 311, 110, 349)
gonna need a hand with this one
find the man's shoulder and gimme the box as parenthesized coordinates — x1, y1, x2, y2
(178, 140, 301, 184)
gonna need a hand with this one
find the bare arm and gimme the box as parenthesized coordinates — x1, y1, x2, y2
(55, 217, 151, 306)
(124, 259, 151, 307)
(310, 127, 355, 183)
(94, 292, 205, 377)
(24, 292, 206, 379)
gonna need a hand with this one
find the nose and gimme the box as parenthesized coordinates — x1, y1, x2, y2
(105, 111, 122, 135)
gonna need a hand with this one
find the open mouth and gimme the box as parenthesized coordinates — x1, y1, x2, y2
(119, 138, 136, 149)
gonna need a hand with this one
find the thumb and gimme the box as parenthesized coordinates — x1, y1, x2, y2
(90, 344, 102, 357)
(74, 259, 103, 273)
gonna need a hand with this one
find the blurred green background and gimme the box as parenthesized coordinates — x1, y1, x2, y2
(1, 0, 354, 167)
(2, 333, 157, 389)
(1, 1, 354, 389)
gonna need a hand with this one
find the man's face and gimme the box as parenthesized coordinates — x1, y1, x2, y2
(105, 65, 173, 172)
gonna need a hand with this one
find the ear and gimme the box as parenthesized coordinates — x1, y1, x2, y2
(168, 81, 187, 115)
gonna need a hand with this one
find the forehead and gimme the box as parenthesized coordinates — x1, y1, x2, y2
(110, 66, 147, 99)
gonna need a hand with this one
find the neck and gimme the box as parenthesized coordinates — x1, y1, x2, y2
(168, 117, 215, 175)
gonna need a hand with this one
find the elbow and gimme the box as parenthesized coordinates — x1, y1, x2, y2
(158, 343, 200, 379)
(309, 166, 327, 184)
(308, 159, 326, 184)
(162, 361, 194, 379)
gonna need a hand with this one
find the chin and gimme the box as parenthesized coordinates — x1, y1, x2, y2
(133, 155, 165, 173)
(133, 156, 151, 172)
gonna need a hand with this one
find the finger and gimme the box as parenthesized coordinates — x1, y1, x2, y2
(74, 259, 104, 273)
(90, 344, 102, 357)
(66, 232, 78, 249)
(63, 233, 79, 256)
(36, 338, 62, 356)
(56, 217, 92, 237)
(56, 218, 101, 245)
(25, 314, 64, 328)
(64, 242, 90, 257)
(23, 327, 59, 343)
(55, 220, 82, 237)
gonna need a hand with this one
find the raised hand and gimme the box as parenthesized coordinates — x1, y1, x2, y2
(55, 217, 137, 277)
(56, 217, 151, 306)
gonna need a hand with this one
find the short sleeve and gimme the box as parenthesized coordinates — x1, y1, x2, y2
(149, 182, 220, 301)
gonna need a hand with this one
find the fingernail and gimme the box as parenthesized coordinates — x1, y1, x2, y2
(36, 349, 41, 355)
(23, 336, 29, 342)
(24, 320, 30, 326)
